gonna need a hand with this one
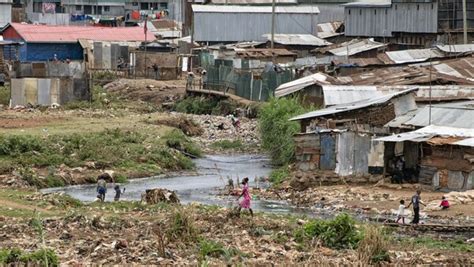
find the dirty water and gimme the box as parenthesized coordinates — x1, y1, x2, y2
(42, 154, 308, 215)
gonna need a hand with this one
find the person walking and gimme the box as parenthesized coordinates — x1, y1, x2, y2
(96, 175, 108, 202)
(407, 190, 425, 224)
(396, 199, 406, 224)
(236, 177, 253, 217)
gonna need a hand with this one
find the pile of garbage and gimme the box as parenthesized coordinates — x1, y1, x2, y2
(187, 114, 260, 153)
(141, 188, 180, 204)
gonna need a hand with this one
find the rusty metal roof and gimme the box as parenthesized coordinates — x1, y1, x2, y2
(236, 48, 296, 59)
(316, 21, 344, 39)
(290, 88, 418, 121)
(327, 38, 386, 56)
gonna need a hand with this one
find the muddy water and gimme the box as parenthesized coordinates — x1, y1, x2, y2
(42, 154, 307, 214)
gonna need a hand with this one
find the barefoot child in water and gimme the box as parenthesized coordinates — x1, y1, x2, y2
(237, 177, 253, 217)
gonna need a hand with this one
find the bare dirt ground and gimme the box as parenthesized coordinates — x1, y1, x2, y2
(258, 182, 474, 224)
(103, 78, 186, 104)
(0, 190, 472, 265)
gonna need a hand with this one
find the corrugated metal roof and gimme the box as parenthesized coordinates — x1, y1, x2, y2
(416, 125, 474, 138)
(343, 1, 391, 7)
(9, 23, 152, 43)
(275, 73, 337, 97)
(211, 0, 297, 3)
(322, 85, 383, 106)
(262, 34, 332, 46)
(453, 138, 474, 147)
(403, 101, 474, 129)
(290, 88, 418, 121)
(385, 49, 445, 64)
(192, 4, 320, 14)
(328, 38, 386, 56)
(375, 125, 474, 145)
(236, 48, 296, 58)
(436, 44, 474, 54)
(316, 21, 344, 39)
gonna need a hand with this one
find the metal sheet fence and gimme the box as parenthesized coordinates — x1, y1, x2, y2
(204, 59, 295, 101)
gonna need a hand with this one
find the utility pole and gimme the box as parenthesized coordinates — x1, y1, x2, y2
(271, 0, 276, 49)
(462, 0, 468, 44)
(144, 15, 148, 78)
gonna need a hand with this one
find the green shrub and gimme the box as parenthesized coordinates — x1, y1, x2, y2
(0, 86, 10, 106)
(174, 96, 218, 115)
(259, 97, 313, 166)
(163, 129, 202, 157)
(295, 214, 362, 249)
(269, 166, 290, 184)
(45, 175, 65, 188)
(198, 239, 243, 263)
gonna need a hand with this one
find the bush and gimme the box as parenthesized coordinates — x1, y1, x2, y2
(295, 214, 362, 249)
(163, 129, 202, 157)
(259, 97, 312, 166)
(269, 166, 290, 184)
(174, 96, 218, 115)
(0, 86, 10, 106)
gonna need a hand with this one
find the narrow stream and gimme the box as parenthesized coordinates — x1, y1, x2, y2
(42, 154, 308, 214)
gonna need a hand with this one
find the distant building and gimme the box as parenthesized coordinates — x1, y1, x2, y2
(1, 23, 152, 61)
(0, 0, 12, 28)
(344, 0, 474, 46)
(192, 5, 320, 43)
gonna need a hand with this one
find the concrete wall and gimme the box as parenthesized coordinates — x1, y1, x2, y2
(26, 12, 71, 25)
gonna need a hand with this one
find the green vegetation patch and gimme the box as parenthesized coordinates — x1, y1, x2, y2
(174, 96, 237, 115)
(0, 86, 10, 106)
(269, 165, 290, 184)
(211, 139, 245, 151)
(0, 248, 59, 266)
(402, 237, 474, 252)
(294, 213, 363, 249)
(259, 97, 314, 166)
(0, 128, 196, 187)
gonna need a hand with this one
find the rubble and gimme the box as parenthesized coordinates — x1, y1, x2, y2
(185, 113, 260, 153)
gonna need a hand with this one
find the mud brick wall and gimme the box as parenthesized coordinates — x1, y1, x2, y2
(301, 103, 396, 132)
(421, 145, 473, 172)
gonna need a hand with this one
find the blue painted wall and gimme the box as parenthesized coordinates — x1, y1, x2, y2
(19, 43, 84, 61)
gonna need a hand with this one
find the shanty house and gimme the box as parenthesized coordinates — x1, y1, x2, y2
(290, 89, 418, 176)
(192, 5, 320, 43)
(1, 23, 152, 61)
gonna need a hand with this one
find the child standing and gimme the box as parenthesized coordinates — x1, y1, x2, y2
(440, 196, 450, 209)
(396, 199, 406, 224)
(237, 177, 253, 217)
(114, 185, 125, 201)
